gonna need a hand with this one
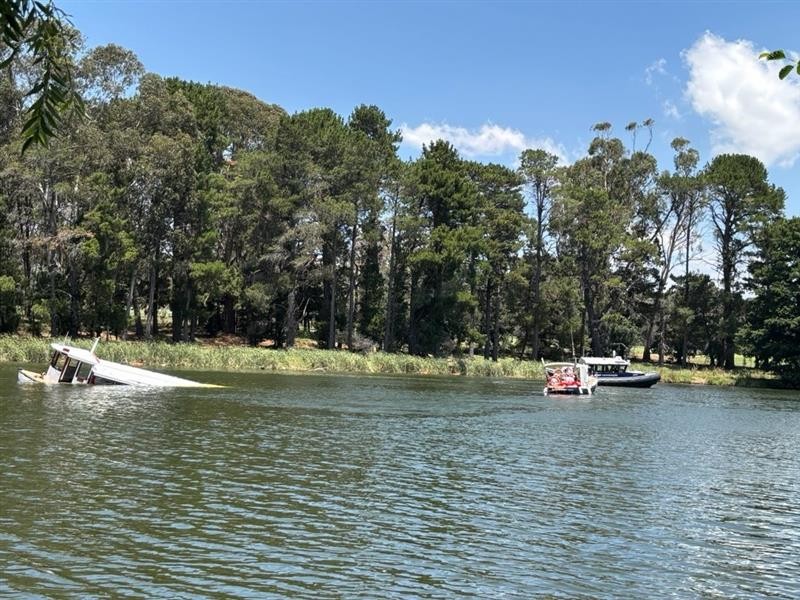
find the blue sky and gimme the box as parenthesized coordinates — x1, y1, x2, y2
(62, 0, 800, 215)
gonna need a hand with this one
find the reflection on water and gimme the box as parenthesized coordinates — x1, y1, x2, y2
(1, 366, 799, 597)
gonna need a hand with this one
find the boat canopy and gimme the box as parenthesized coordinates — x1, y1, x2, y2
(579, 356, 629, 366)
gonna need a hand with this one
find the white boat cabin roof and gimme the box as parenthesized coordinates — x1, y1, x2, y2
(51, 343, 99, 365)
(542, 362, 580, 369)
(579, 356, 630, 366)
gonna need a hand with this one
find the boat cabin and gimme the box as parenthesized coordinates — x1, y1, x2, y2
(44, 345, 105, 384)
(19, 341, 218, 387)
(579, 356, 630, 376)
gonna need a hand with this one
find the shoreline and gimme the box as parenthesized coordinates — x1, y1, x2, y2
(0, 335, 785, 388)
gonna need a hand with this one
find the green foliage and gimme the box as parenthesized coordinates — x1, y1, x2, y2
(1, 15, 796, 380)
(0, 275, 19, 332)
(760, 49, 800, 80)
(1, 0, 85, 151)
(741, 217, 800, 380)
(705, 153, 784, 369)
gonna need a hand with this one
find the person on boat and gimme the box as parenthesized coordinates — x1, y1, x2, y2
(562, 367, 576, 385)
(547, 367, 562, 388)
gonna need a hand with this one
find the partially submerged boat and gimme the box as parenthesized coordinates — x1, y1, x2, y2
(18, 341, 219, 387)
(542, 361, 598, 396)
(578, 355, 660, 388)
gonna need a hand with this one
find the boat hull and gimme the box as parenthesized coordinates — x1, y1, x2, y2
(596, 372, 660, 388)
(17, 369, 46, 384)
(543, 378, 598, 396)
(544, 385, 596, 395)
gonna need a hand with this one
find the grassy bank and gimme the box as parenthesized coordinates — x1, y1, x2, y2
(631, 361, 777, 387)
(0, 336, 543, 379)
(0, 335, 783, 387)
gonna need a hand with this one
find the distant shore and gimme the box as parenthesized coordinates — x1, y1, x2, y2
(0, 335, 783, 388)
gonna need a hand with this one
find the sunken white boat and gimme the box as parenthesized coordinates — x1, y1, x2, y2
(18, 342, 219, 387)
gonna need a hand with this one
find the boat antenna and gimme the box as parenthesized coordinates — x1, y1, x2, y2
(570, 326, 576, 361)
(90, 337, 100, 355)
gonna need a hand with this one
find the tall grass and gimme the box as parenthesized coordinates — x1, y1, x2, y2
(630, 360, 776, 387)
(0, 335, 784, 386)
(0, 336, 544, 380)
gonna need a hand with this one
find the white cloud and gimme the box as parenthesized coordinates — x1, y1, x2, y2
(400, 122, 567, 163)
(645, 58, 668, 85)
(684, 31, 800, 167)
(663, 99, 681, 120)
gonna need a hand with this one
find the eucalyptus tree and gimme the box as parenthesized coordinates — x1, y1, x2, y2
(551, 124, 641, 356)
(1, 0, 84, 150)
(705, 154, 784, 369)
(77, 44, 144, 104)
(518, 148, 558, 359)
(639, 138, 702, 364)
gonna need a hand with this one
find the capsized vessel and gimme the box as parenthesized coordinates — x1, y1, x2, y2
(18, 341, 220, 387)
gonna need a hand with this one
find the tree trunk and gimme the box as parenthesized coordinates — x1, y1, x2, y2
(483, 278, 493, 360)
(642, 287, 664, 363)
(68, 262, 80, 337)
(328, 264, 336, 350)
(531, 206, 544, 360)
(492, 284, 500, 362)
(408, 269, 421, 355)
(133, 286, 143, 339)
(122, 267, 137, 341)
(346, 220, 358, 350)
(146, 262, 157, 340)
(285, 287, 297, 348)
(382, 202, 399, 352)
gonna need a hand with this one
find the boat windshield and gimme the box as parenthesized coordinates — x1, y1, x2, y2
(50, 351, 68, 371)
(595, 364, 628, 374)
(59, 358, 80, 383)
(75, 361, 93, 383)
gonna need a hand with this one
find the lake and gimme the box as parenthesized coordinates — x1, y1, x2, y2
(1, 363, 799, 598)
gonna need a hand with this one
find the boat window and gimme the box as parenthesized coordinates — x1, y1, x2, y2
(75, 361, 93, 382)
(60, 358, 80, 383)
(51, 351, 68, 371)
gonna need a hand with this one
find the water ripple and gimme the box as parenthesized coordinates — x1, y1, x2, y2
(2, 370, 800, 598)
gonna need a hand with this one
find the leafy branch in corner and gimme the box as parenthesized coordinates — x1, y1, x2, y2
(0, 0, 84, 152)
(759, 49, 800, 80)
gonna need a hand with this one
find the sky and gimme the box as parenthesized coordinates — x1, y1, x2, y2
(60, 0, 800, 216)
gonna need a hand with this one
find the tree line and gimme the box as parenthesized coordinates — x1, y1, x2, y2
(1, 37, 799, 377)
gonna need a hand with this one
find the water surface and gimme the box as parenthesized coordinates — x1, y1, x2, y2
(1, 364, 799, 598)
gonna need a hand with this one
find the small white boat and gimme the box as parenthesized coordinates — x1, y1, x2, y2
(542, 361, 598, 396)
(18, 341, 219, 388)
